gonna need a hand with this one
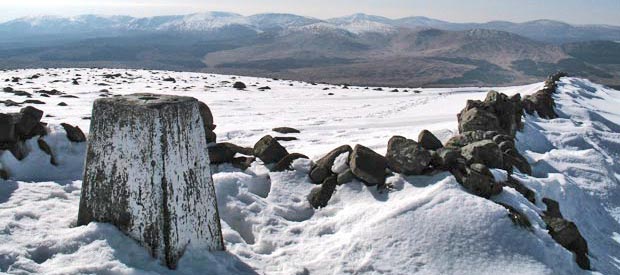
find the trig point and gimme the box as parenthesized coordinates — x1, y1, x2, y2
(77, 93, 224, 269)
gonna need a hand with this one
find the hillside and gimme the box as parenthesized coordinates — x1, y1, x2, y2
(1, 13, 620, 88)
(1, 68, 620, 274)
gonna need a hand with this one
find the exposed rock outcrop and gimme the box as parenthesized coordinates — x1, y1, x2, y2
(386, 136, 432, 175)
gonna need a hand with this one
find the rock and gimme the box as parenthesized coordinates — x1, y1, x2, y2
(208, 143, 238, 164)
(15, 106, 44, 138)
(445, 130, 487, 148)
(502, 177, 536, 203)
(232, 156, 255, 170)
(430, 147, 461, 170)
(418, 130, 443, 150)
(307, 175, 337, 209)
(9, 142, 28, 160)
(451, 163, 498, 198)
(258, 86, 271, 90)
(0, 113, 17, 144)
(58, 102, 68, 106)
(386, 136, 431, 175)
(162, 77, 176, 83)
(503, 149, 532, 175)
(460, 140, 503, 169)
(483, 91, 523, 136)
(253, 135, 288, 164)
(523, 90, 557, 119)
(458, 108, 501, 134)
(72, 79, 79, 85)
(0, 168, 8, 180)
(337, 169, 355, 185)
(37, 138, 57, 165)
(272, 153, 308, 172)
(275, 136, 298, 141)
(60, 123, 86, 142)
(350, 144, 387, 186)
(272, 127, 300, 134)
(198, 102, 216, 143)
(77, 93, 224, 269)
(542, 198, 563, 218)
(233, 81, 246, 89)
(309, 145, 352, 184)
(543, 216, 590, 270)
(497, 202, 531, 228)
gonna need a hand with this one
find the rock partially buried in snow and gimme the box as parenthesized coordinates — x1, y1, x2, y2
(233, 81, 247, 90)
(253, 135, 289, 164)
(272, 127, 301, 134)
(460, 140, 504, 169)
(272, 153, 309, 172)
(308, 175, 337, 208)
(60, 123, 86, 142)
(309, 145, 352, 184)
(350, 144, 387, 186)
(77, 93, 224, 269)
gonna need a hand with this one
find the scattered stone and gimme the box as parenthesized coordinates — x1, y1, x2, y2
(272, 127, 300, 134)
(258, 86, 271, 90)
(77, 93, 224, 269)
(350, 144, 387, 186)
(275, 136, 298, 141)
(23, 100, 45, 104)
(253, 135, 288, 164)
(58, 102, 68, 106)
(60, 123, 86, 142)
(386, 136, 432, 175)
(272, 153, 308, 172)
(162, 77, 176, 83)
(418, 130, 443, 150)
(72, 79, 79, 85)
(60, 95, 79, 98)
(308, 175, 337, 209)
(233, 81, 246, 89)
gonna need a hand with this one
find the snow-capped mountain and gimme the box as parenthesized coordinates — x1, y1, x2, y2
(327, 13, 397, 34)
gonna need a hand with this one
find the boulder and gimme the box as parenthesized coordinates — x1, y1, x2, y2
(272, 153, 308, 172)
(522, 91, 557, 119)
(503, 149, 532, 175)
(418, 130, 443, 150)
(458, 108, 501, 134)
(460, 140, 504, 169)
(430, 147, 461, 171)
(309, 145, 352, 184)
(77, 93, 224, 269)
(444, 130, 487, 148)
(198, 102, 216, 143)
(275, 136, 298, 141)
(0, 168, 8, 180)
(233, 82, 247, 89)
(497, 202, 531, 228)
(350, 144, 387, 186)
(272, 127, 300, 134)
(386, 136, 432, 175)
(253, 135, 288, 164)
(16, 106, 44, 138)
(60, 123, 86, 142)
(0, 113, 17, 144)
(308, 175, 337, 209)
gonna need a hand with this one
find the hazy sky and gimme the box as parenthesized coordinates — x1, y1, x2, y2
(2, 0, 619, 25)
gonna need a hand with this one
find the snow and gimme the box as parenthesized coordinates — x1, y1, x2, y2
(1, 68, 619, 274)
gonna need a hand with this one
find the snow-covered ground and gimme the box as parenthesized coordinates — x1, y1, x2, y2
(1, 68, 619, 274)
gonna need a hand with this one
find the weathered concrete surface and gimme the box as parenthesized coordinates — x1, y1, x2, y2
(77, 93, 224, 269)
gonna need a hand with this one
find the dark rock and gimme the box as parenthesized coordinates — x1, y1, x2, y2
(0, 113, 17, 144)
(308, 175, 337, 209)
(502, 177, 536, 203)
(497, 202, 531, 228)
(430, 147, 461, 170)
(460, 140, 504, 169)
(60, 95, 79, 98)
(350, 144, 387, 186)
(253, 135, 288, 164)
(198, 102, 216, 143)
(445, 130, 487, 148)
(272, 127, 300, 134)
(208, 142, 253, 164)
(60, 123, 86, 142)
(233, 82, 246, 89)
(0, 169, 8, 180)
(37, 138, 57, 165)
(58, 102, 68, 106)
(258, 86, 271, 90)
(418, 130, 443, 150)
(309, 145, 352, 184)
(542, 198, 563, 218)
(451, 163, 498, 198)
(15, 106, 43, 138)
(72, 79, 79, 85)
(232, 156, 255, 170)
(162, 77, 176, 83)
(9, 142, 28, 160)
(503, 149, 532, 175)
(275, 136, 298, 141)
(337, 169, 355, 185)
(386, 136, 432, 175)
(23, 100, 45, 104)
(272, 153, 308, 172)
(458, 107, 501, 134)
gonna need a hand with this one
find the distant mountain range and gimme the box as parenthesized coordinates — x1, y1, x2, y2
(1, 12, 620, 87)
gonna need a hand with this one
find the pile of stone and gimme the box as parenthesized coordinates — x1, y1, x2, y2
(0, 106, 86, 179)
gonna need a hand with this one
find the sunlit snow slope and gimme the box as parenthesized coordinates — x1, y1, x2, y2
(0, 69, 619, 275)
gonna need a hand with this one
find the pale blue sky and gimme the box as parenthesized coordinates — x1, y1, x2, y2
(2, 0, 619, 25)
